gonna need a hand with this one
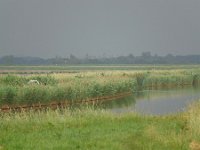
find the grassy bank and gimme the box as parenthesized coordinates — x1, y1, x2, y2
(0, 69, 200, 106)
(0, 101, 200, 150)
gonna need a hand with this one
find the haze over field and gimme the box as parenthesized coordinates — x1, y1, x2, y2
(0, 0, 200, 58)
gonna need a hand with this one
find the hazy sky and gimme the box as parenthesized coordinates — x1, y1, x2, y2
(0, 0, 200, 58)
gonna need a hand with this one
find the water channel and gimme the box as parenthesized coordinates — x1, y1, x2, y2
(101, 86, 200, 115)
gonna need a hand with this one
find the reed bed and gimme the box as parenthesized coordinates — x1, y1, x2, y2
(0, 75, 135, 106)
(0, 69, 200, 106)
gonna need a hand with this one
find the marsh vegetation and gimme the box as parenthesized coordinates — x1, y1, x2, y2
(0, 102, 200, 150)
(0, 67, 200, 106)
(0, 65, 200, 149)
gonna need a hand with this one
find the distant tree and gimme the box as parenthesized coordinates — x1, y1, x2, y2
(128, 54, 134, 58)
(1, 53, 200, 65)
(142, 52, 151, 58)
(70, 54, 77, 60)
(2, 55, 14, 65)
(166, 54, 174, 58)
(69, 54, 80, 64)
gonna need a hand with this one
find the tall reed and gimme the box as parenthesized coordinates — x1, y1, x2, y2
(0, 70, 200, 106)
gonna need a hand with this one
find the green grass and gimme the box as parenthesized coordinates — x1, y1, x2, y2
(0, 75, 135, 105)
(0, 74, 57, 86)
(0, 105, 198, 150)
(0, 66, 200, 149)
(0, 69, 200, 106)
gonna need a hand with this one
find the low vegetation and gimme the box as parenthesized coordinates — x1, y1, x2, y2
(0, 69, 200, 106)
(0, 66, 200, 149)
(0, 101, 199, 150)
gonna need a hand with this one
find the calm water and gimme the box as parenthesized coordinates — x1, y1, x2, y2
(102, 87, 200, 115)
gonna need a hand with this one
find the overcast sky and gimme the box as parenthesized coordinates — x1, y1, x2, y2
(0, 0, 200, 58)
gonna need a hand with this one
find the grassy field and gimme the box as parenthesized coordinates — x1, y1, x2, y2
(0, 65, 200, 149)
(0, 102, 200, 150)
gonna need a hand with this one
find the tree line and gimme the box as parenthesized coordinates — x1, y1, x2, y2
(1, 52, 200, 65)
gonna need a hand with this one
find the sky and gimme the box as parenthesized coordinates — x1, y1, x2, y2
(0, 0, 200, 58)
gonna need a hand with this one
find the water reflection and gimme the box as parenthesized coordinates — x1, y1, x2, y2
(101, 95, 136, 109)
(102, 87, 200, 115)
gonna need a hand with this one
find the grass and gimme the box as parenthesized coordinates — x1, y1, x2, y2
(0, 102, 199, 150)
(188, 102, 200, 142)
(0, 69, 200, 106)
(0, 66, 200, 149)
(0, 64, 200, 72)
(0, 78, 135, 106)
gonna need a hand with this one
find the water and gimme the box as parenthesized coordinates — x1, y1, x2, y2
(102, 87, 200, 115)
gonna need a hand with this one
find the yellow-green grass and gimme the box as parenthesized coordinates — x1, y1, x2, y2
(0, 69, 200, 106)
(0, 75, 135, 106)
(0, 101, 200, 150)
(0, 68, 200, 149)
